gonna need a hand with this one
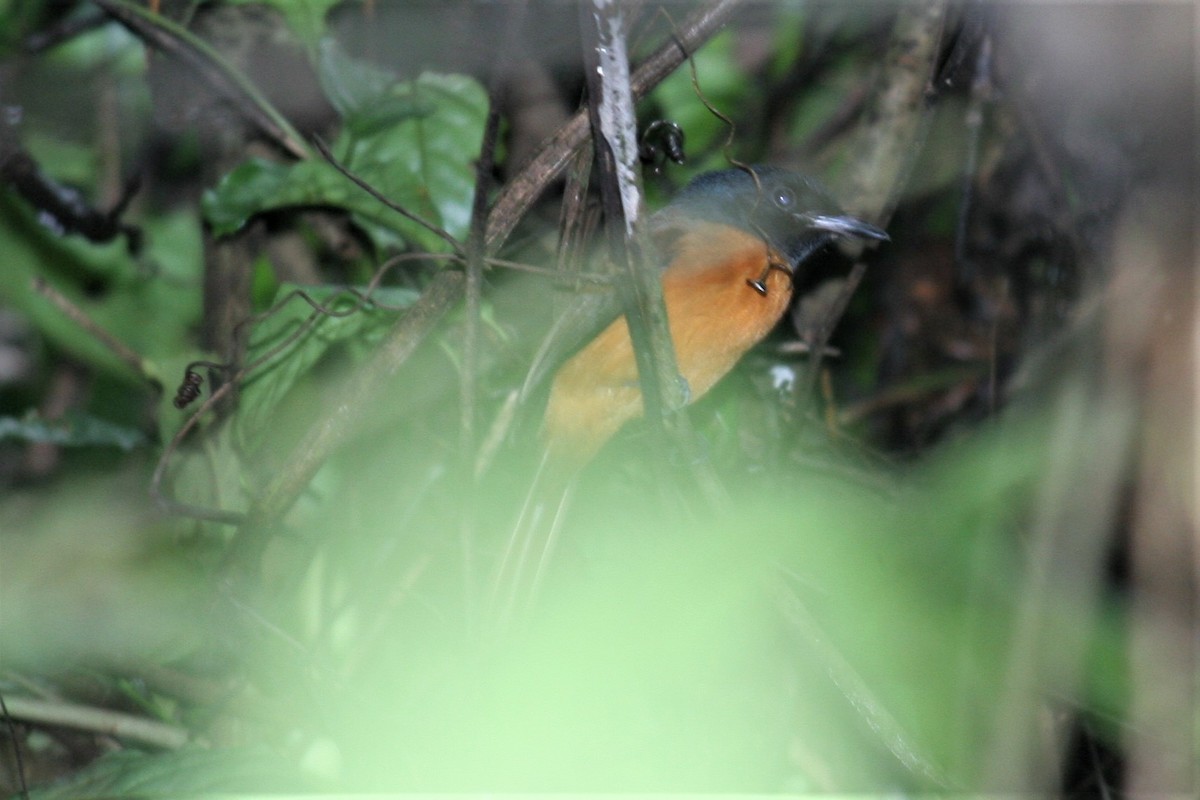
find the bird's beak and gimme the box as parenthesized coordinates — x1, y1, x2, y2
(804, 213, 890, 242)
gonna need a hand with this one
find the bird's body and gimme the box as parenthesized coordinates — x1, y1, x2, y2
(490, 166, 886, 625)
(544, 221, 794, 462)
(541, 166, 888, 464)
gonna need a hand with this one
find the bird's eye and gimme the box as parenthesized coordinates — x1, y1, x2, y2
(772, 188, 795, 209)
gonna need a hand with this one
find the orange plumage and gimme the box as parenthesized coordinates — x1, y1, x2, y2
(491, 168, 886, 623)
(538, 166, 888, 466)
(543, 223, 793, 463)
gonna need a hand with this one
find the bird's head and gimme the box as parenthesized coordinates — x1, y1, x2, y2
(659, 166, 889, 269)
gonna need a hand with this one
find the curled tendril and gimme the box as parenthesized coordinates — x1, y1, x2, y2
(745, 258, 795, 297)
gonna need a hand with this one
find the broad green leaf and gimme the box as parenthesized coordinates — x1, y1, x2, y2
(23, 133, 98, 190)
(316, 37, 436, 133)
(202, 155, 305, 233)
(203, 70, 486, 253)
(336, 70, 485, 248)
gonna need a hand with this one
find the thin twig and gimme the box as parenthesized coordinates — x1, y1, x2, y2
(462, 103, 500, 456)
(30, 276, 157, 387)
(801, 0, 948, 399)
(91, 0, 309, 160)
(801, 262, 868, 398)
(953, 34, 993, 287)
(459, 2, 516, 630)
(153, 253, 445, 522)
(0, 692, 28, 800)
(776, 581, 956, 789)
(554, 145, 595, 292)
(486, 255, 612, 284)
(484, 0, 745, 253)
(837, 0, 947, 222)
(151, 368, 248, 525)
(313, 136, 464, 256)
(580, 0, 681, 431)
(153, 248, 560, 525)
(24, 8, 108, 53)
(462, 0, 524, 457)
(222, 270, 466, 579)
(1, 694, 189, 750)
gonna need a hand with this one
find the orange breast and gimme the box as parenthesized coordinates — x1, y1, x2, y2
(543, 223, 793, 464)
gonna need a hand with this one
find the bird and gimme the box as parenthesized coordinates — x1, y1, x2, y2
(541, 165, 889, 465)
(489, 165, 888, 626)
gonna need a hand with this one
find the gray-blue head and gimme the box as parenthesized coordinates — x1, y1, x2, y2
(663, 166, 888, 267)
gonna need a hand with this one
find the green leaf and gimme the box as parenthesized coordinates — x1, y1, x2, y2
(203, 70, 486, 253)
(0, 197, 203, 383)
(233, 283, 419, 454)
(0, 410, 146, 450)
(23, 134, 98, 190)
(316, 37, 436, 133)
(338, 71, 485, 248)
(201, 156, 302, 233)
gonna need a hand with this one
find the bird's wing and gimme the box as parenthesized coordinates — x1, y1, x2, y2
(518, 282, 622, 404)
(517, 217, 689, 404)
